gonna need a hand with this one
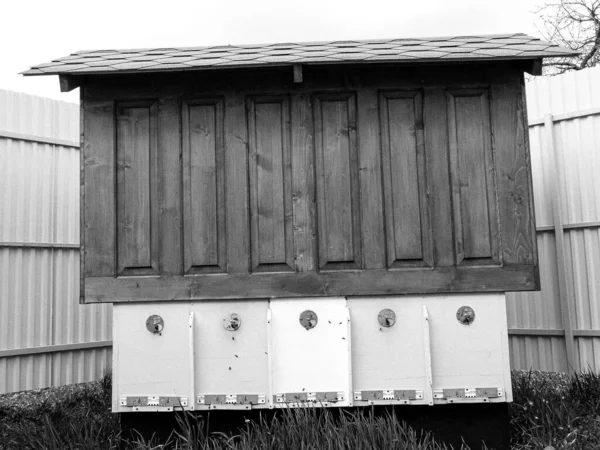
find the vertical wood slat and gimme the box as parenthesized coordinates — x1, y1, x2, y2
(379, 90, 432, 268)
(313, 92, 362, 270)
(447, 89, 499, 265)
(358, 88, 385, 270)
(182, 98, 226, 274)
(157, 95, 182, 275)
(115, 100, 159, 276)
(83, 99, 115, 278)
(491, 82, 537, 268)
(545, 113, 576, 373)
(424, 88, 453, 267)
(291, 93, 317, 272)
(247, 96, 293, 272)
(225, 92, 250, 273)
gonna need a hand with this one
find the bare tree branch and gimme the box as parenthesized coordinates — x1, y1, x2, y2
(538, 0, 600, 73)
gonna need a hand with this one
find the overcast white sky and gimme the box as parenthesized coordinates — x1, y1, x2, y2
(1, 0, 544, 103)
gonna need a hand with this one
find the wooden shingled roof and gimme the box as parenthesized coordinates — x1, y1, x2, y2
(23, 33, 576, 76)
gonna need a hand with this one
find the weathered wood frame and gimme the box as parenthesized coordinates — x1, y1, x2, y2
(80, 62, 539, 303)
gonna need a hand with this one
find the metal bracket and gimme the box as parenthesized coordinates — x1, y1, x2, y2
(197, 394, 266, 406)
(353, 390, 424, 404)
(274, 391, 345, 404)
(120, 396, 188, 410)
(433, 387, 504, 403)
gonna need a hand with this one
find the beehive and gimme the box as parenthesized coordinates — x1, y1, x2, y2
(25, 35, 574, 447)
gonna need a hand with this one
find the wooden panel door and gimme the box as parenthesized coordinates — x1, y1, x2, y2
(313, 93, 362, 270)
(182, 98, 227, 274)
(379, 90, 432, 268)
(115, 100, 159, 276)
(248, 96, 294, 272)
(447, 89, 500, 266)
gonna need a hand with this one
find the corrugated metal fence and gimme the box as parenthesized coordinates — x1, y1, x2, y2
(507, 66, 600, 373)
(1, 67, 599, 393)
(0, 89, 112, 394)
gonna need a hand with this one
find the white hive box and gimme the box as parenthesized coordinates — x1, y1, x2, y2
(113, 294, 511, 412)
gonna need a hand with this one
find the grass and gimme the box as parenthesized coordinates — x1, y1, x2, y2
(509, 370, 600, 449)
(1, 370, 599, 449)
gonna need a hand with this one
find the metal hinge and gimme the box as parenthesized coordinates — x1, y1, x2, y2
(433, 387, 503, 403)
(353, 390, 423, 404)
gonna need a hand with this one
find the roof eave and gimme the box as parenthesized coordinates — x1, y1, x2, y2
(22, 52, 579, 79)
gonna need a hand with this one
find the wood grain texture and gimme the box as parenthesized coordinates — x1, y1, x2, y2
(85, 264, 538, 303)
(491, 81, 538, 270)
(116, 100, 159, 276)
(358, 88, 385, 269)
(247, 96, 293, 272)
(83, 98, 115, 278)
(379, 90, 432, 268)
(225, 92, 250, 273)
(313, 92, 362, 270)
(80, 63, 539, 302)
(424, 88, 454, 267)
(447, 89, 499, 265)
(157, 95, 182, 275)
(291, 93, 317, 272)
(182, 97, 226, 274)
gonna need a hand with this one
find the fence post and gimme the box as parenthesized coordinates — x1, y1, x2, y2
(544, 114, 576, 373)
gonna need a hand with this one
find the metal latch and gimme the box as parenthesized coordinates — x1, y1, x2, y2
(353, 390, 423, 404)
(274, 391, 345, 403)
(120, 396, 188, 408)
(433, 388, 503, 403)
(197, 394, 266, 405)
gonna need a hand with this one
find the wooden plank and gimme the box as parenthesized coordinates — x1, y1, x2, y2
(545, 113, 576, 373)
(84, 264, 539, 303)
(59, 75, 80, 93)
(83, 98, 115, 277)
(291, 93, 316, 272)
(182, 97, 226, 274)
(358, 88, 385, 269)
(80, 65, 539, 300)
(116, 100, 159, 276)
(224, 92, 250, 273)
(447, 89, 499, 265)
(379, 90, 431, 268)
(524, 59, 543, 76)
(313, 92, 362, 270)
(158, 95, 182, 275)
(247, 96, 293, 272)
(423, 88, 453, 266)
(293, 64, 303, 83)
(491, 82, 537, 269)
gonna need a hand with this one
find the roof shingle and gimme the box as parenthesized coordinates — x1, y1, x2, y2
(23, 33, 577, 77)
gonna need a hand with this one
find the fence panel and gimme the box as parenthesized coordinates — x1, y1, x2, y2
(507, 66, 600, 373)
(0, 89, 112, 394)
(2, 65, 600, 394)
